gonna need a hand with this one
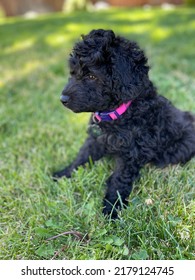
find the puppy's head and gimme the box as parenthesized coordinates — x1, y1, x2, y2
(61, 29, 150, 113)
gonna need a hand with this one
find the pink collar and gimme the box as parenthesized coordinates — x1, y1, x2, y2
(93, 101, 132, 122)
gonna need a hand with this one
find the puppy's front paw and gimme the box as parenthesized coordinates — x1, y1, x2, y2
(102, 200, 118, 219)
(52, 167, 72, 181)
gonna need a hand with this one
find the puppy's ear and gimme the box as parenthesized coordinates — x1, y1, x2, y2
(111, 39, 150, 102)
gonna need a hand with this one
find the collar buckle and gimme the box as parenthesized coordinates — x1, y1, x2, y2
(92, 113, 101, 123)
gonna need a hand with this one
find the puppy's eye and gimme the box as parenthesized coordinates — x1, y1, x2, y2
(88, 74, 96, 80)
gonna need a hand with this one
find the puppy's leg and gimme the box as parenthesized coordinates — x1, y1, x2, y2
(53, 136, 106, 179)
(103, 157, 141, 219)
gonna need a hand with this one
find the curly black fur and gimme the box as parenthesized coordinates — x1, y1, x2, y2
(53, 29, 195, 218)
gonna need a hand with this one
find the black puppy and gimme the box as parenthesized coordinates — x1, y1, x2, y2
(54, 29, 195, 218)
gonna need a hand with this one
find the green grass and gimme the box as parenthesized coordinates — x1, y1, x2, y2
(0, 7, 195, 260)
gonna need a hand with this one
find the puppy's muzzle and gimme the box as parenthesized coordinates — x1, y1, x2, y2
(60, 95, 69, 106)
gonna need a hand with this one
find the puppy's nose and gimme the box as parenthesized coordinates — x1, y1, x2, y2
(60, 95, 69, 105)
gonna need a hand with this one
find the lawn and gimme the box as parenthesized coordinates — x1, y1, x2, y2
(0, 6, 195, 260)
